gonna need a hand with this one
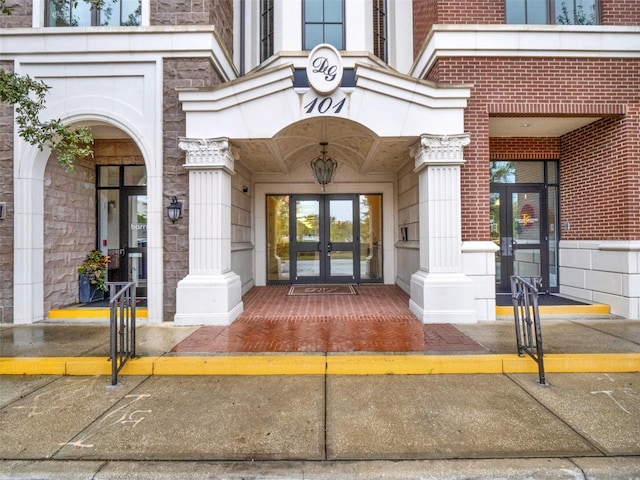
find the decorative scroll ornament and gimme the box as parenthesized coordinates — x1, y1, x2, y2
(178, 137, 238, 173)
(411, 133, 471, 170)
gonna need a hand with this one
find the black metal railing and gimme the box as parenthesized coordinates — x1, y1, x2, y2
(108, 282, 137, 386)
(510, 276, 547, 385)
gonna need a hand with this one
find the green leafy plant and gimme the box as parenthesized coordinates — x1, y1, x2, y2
(78, 250, 110, 291)
(0, 69, 94, 171)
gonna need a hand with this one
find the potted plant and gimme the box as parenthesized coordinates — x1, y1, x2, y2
(78, 249, 109, 303)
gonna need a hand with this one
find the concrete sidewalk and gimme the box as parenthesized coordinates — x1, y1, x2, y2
(2, 372, 640, 478)
(2, 318, 640, 478)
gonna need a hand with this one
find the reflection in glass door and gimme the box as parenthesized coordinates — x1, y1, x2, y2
(267, 194, 382, 284)
(491, 185, 547, 293)
(97, 165, 147, 298)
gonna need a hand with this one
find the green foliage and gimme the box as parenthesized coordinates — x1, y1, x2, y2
(0, 69, 93, 171)
(78, 250, 110, 291)
(0, 0, 11, 15)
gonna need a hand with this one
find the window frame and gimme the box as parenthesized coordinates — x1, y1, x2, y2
(302, 0, 345, 51)
(372, 0, 387, 63)
(505, 0, 601, 25)
(45, 0, 142, 27)
(260, 0, 274, 62)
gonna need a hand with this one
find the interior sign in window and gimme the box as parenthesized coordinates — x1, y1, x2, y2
(131, 224, 147, 230)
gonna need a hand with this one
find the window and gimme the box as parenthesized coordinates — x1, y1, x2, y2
(506, 0, 600, 25)
(373, 0, 387, 62)
(260, 0, 274, 62)
(47, 0, 141, 27)
(303, 0, 344, 50)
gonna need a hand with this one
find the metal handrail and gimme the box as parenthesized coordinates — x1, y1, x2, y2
(510, 275, 547, 385)
(108, 281, 137, 386)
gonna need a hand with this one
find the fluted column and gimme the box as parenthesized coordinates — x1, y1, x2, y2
(174, 138, 243, 325)
(409, 134, 476, 324)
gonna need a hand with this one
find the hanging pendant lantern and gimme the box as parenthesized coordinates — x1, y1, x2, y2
(310, 142, 337, 191)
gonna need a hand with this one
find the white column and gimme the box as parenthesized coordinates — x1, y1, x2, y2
(174, 138, 243, 325)
(409, 134, 477, 324)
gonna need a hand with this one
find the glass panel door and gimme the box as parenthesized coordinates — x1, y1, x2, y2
(273, 194, 382, 284)
(291, 197, 322, 282)
(125, 193, 147, 297)
(492, 185, 547, 293)
(326, 197, 357, 282)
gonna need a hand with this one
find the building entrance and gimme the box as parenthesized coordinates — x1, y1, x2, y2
(97, 165, 148, 297)
(490, 160, 559, 295)
(267, 194, 383, 284)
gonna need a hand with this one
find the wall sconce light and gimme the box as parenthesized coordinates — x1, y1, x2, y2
(0, 202, 5, 220)
(167, 196, 183, 223)
(310, 142, 337, 191)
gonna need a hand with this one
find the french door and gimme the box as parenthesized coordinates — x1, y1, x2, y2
(491, 185, 548, 294)
(267, 193, 383, 284)
(291, 195, 359, 283)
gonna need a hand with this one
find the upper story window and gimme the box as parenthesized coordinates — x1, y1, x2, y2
(47, 0, 141, 26)
(373, 0, 387, 62)
(506, 0, 600, 25)
(303, 0, 344, 50)
(260, 0, 274, 62)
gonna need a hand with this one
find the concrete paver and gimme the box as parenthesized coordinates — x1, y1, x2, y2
(510, 372, 640, 455)
(326, 374, 598, 460)
(54, 375, 325, 461)
(0, 375, 147, 458)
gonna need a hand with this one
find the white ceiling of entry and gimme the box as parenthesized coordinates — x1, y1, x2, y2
(232, 117, 418, 176)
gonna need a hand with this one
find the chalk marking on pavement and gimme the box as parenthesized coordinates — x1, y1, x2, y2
(59, 394, 151, 449)
(591, 390, 631, 414)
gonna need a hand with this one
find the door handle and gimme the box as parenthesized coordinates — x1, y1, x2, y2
(327, 242, 332, 257)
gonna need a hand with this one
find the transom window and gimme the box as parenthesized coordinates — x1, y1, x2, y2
(506, 0, 600, 25)
(303, 0, 344, 50)
(47, 0, 141, 26)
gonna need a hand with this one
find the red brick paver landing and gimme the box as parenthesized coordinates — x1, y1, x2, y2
(171, 285, 487, 354)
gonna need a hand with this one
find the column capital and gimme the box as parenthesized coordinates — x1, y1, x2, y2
(412, 133, 470, 171)
(178, 137, 238, 173)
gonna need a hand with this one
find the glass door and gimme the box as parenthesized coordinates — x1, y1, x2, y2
(97, 165, 147, 298)
(491, 185, 548, 294)
(268, 194, 382, 284)
(123, 191, 147, 297)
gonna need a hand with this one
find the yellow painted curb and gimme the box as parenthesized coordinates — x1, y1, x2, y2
(65, 357, 157, 376)
(496, 304, 610, 317)
(326, 355, 504, 375)
(0, 357, 67, 375)
(153, 355, 327, 375)
(47, 308, 148, 319)
(1, 353, 639, 376)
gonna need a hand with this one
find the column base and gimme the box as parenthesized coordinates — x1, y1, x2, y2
(409, 270, 477, 324)
(174, 272, 243, 326)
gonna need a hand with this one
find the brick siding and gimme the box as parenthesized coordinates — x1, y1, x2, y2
(0, 1, 32, 28)
(427, 56, 640, 242)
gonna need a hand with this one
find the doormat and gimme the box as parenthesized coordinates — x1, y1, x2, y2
(288, 285, 357, 296)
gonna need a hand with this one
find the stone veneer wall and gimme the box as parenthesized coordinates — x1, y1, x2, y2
(0, 61, 14, 323)
(395, 160, 419, 293)
(0, 1, 31, 28)
(150, 0, 234, 56)
(43, 139, 144, 313)
(231, 160, 253, 293)
(43, 156, 96, 312)
(163, 57, 223, 320)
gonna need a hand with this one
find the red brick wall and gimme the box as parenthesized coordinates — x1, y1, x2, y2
(561, 112, 640, 240)
(413, 0, 437, 58)
(429, 56, 640, 241)
(602, 0, 640, 25)
(490, 138, 560, 159)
